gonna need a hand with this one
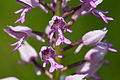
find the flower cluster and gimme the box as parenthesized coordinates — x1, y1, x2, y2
(3, 0, 118, 80)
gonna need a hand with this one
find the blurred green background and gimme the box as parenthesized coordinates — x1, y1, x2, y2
(0, 0, 120, 80)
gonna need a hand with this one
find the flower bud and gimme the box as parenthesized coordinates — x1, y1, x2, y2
(65, 74, 87, 80)
(0, 77, 19, 80)
(82, 28, 107, 46)
(84, 46, 107, 62)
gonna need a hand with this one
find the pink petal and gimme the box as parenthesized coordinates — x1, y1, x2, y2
(56, 64, 64, 69)
(74, 44, 84, 54)
(63, 37, 71, 44)
(14, 8, 24, 14)
(56, 37, 62, 46)
(108, 48, 117, 52)
(90, 1, 97, 8)
(49, 65, 55, 73)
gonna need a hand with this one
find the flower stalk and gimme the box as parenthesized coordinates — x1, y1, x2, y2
(61, 60, 86, 72)
(32, 60, 53, 79)
(39, 0, 56, 13)
(53, 0, 62, 80)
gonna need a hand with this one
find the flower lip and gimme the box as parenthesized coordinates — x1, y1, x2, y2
(91, 9, 114, 24)
(15, 0, 48, 24)
(97, 42, 118, 52)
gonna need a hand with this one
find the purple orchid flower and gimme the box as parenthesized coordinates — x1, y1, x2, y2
(39, 46, 64, 73)
(75, 0, 113, 23)
(18, 41, 38, 63)
(74, 28, 107, 54)
(18, 41, 41, 76)
(76, 61, 104, 80)
(75, 0, 103, 16)
(15, 0, 48, 24)
(4, 25, 45, 53)
(76, 45, 109, 80)
(49, 16, 72, 46)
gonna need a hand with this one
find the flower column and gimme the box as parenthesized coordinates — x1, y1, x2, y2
(53, 0, 62, 80)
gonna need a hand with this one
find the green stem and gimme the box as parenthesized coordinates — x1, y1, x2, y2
(53, 0, 62, 80)
(53, 46, 61, 80)
(56, 0, 62, 16)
